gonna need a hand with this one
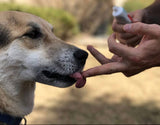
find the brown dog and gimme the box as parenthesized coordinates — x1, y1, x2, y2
(0, 11, 88, 124)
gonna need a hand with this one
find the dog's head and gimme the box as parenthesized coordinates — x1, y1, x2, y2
(0, 11, 88, 88)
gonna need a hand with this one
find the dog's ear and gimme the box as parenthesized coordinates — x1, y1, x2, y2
(0, 24, 10, 48)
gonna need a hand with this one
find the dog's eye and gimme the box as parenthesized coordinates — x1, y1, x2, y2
(24, 29, 42, 39)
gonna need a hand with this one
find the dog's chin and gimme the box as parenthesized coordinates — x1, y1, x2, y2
(35, 70, 77, 88)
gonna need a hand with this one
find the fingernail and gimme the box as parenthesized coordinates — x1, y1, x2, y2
(123, 24, 132, 32)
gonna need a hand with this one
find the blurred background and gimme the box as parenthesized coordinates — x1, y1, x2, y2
(1, 0, 160, 124)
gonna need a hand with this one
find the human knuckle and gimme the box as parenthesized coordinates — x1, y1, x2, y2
(137, 25, 143, 32)
(109, 45, 115, 53)
(136, 22, 142, 26)
(150, 24, 158, 28)
(133, 22, 143, 31)
(129, 56, 144, 65)
(150, 24, 160, 35)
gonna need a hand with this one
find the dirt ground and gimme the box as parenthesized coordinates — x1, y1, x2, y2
(26, 34, 160, 124)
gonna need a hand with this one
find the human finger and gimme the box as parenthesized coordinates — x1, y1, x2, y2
(87, 45, 111, 64)
(108, 33, 137, 60)
(112, 19, 125, 33)
(82, 62, 127, 78)
(116, 33, 135, 45)
(123, 23, 160, 38)
(117, 34, 142, 47)
(126, 35, 142, 47)
(118, 32, 135, 40)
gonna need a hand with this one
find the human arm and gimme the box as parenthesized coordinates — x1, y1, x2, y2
(142, 0, 160, 24)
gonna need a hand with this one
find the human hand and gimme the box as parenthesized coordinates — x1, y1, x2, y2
(112, 9, 144, 47)
(83, 22, 160, 78)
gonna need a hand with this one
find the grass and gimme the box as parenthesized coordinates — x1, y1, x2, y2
(124, 0, 154, 12)
(0, 3, 79, 40)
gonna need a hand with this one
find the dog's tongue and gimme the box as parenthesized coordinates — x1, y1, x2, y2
(70, 72, 86, 88)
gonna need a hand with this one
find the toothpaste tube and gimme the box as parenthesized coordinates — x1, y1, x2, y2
(112, 6, 132, 24)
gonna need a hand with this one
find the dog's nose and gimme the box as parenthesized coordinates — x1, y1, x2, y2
(74, 49, 88, 61)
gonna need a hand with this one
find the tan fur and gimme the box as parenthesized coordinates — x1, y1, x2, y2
(0, 11, 87, 117)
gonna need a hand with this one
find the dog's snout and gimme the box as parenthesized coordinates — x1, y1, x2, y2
(74, 49, 88, 61)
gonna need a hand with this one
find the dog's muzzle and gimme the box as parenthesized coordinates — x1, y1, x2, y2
(35, 49, 88, 88)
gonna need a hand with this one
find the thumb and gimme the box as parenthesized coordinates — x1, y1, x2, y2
(123, 22, 160, 38)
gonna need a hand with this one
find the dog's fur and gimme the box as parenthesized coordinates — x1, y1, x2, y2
(0, 11, 87, 118)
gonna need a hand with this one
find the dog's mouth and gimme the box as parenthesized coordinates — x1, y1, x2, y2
(36, 69, 86, 88)
(42, 70, 76, 83)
